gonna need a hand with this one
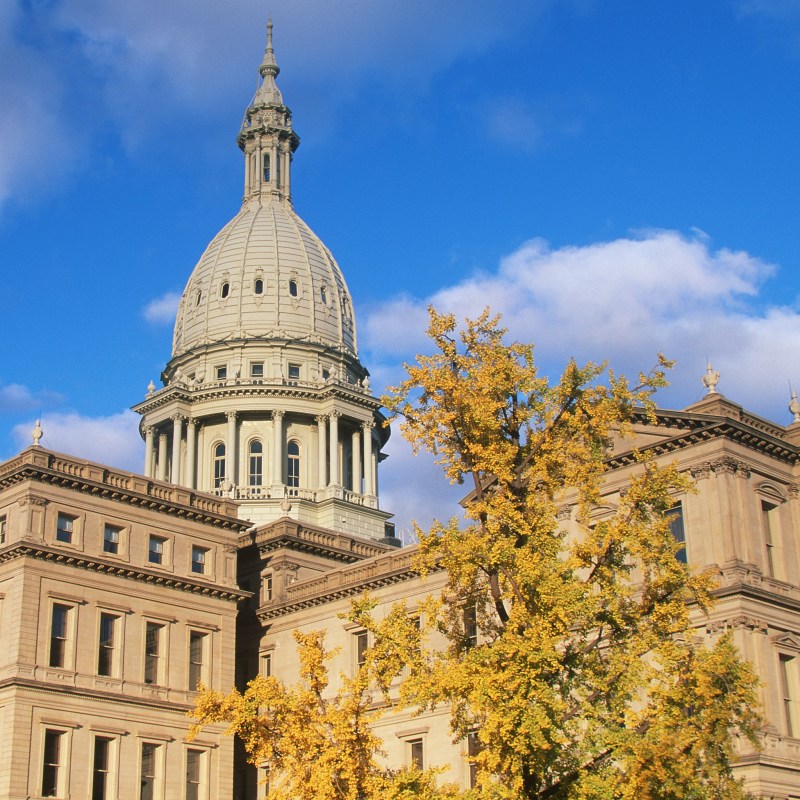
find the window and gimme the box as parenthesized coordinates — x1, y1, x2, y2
(464, 603, 478, 649)
(103, 524, 121, 555)
(762, 500, 779, 578)
(97, 613, 118, 676)
(408, 738, 424, 770)
(148, 535, 166, 565)
(263, 573, 273, 602)
(144, 622, 163, 685)
(50, 604, 70, 668)
(0, 514, 6, 545)
(263, 153, 271, 182)
(42, 729, 64, 797)
(195, 289, 202, 307)
(248, 440, 263, 486)
(354, 630, 368, 670)
(261, 652, 272, 677)
(191, 546, 208, 575)
(56, 512, 74, 544)
(189, 631, 208, 690)
(215, 365, 227, 381)
(92, 736, 113, 800)
(250, 362, 264, 378)
(288, 279, 298, 297)
(287, 363, 300, 381)
(140, 742, 160, 800)
(287, 441, 300, 488)
(320, 286, 327, 304)
(466, 731, 481, 789)
(666, 503, 686, 564)
(322, 368, 330, 381)
(213, 443, 226, 489)
(780, 653, 799, 737)
(220, 281, 229, 299)
(254, 278, 263, 295)
(186, 749, 204, 800)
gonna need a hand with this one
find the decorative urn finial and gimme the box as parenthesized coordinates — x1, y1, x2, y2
(32, 419, 43, 446)
(147, 380, 156, 396)
(790, 390, 800, 423)
(702, 362, 720, 395)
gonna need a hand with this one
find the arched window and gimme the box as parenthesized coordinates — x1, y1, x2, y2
(254, 278, 264, 295)
(287, 441, 300, 488)
(248, 440, 263, 487)
(213, 443, 226, 489)
(289, 279, 298, 297)
(263, 153, 271, 182)
(220, 282, 230, 299)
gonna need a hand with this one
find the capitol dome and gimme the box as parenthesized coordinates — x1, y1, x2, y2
(172, 201, 357, 359)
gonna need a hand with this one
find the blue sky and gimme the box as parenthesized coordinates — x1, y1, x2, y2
(2, 0, 800, 534)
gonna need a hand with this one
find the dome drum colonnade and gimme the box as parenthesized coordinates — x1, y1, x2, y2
(133, 22, 391, 536)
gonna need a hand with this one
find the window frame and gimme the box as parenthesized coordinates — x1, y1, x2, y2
(212, 442, 226, 490)
(185, 747, 208, 800)
(148, 534, 168, 567)
(286, 440, 301, 488)
(665, 502, 687, 564)
(49, 602, 74, 670)
(248, 439, 264, 487)
(144, 620, 166, 686)
(91, 734, 117, 800)
(41, 727, 68, 798)
(139, 740, 164, 800)
(97, 611, 120, 678)
(56, 512, 77, 545)
(188, 630, 210, 691)
(191, 545, 210, 576)
(102, 523, 123, 556)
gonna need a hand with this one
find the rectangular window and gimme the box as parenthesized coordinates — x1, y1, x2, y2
(250, 362, 264, 378)
(467, 731, 481, 789)
(148, 535, 165, 565)
(98, 613, 118, 677)
(186, 749, 204, 800)
(780, 653, 798, 737)
(140, 742, 159, 800)
(0, 514, 6, 545)
(263, 574, 273, 602)
(189, 631, 207, 690)
(464, 603, 478, 649)
(354, 630, 368, 670)
(408, 738, 424, 770)
(56, 512, 74, 544)
(50, 604, 70, 668)
(215, 366, 227, 381)
(287, 363, 300, 381)
(261, 652, 272, 677)
(191, 546, 207, 575)
(103, 524, 121, 555)
(41, 729, 64, 798)
(144, 622, 163, 685)
(762, 500, 779, 578)
(92, 736, 113, 800)
(666, 503, 686, 564)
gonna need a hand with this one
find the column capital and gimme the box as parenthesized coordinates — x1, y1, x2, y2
(226, 410, 238, 421)
(172, 413, 187, 424)
(186, 417, 198, 429)
(362, 420, 374, 432)
(273, 409, 285, 420)
(316, 414, 328, 424)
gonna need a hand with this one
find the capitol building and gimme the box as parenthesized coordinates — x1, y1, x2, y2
(1, 24, 800, 800)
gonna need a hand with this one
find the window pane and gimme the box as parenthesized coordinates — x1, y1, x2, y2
(186, 749, 202, 800)
(56, 513, 74, 543)
(145, 622, 162, 684)
(98, 613, 117, 676)
(191, 546, 206, 574)
(148, 536, 164, 565)
(287, 442, 300, 488)
(92, 737, 112, 800)
(42, 729, 62, 797)
(141, 743, 158, 800)
(409, 738, 424, 770)
(666, 504, 686, 563)
(189, 632, 206, 690)
(103, 525, 120, 554)
(50, 604, 69, 668)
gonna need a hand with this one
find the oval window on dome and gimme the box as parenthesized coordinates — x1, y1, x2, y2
(220, 282, 230, 299)
(320, 286, 327, 304)
(195, 289, 202, 307)
(254, 278, 264, 295)
(289, 280, 298, 297)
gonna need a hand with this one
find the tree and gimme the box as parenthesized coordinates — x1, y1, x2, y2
(365, 307, 760, 800)
(190, 629, 460, 800)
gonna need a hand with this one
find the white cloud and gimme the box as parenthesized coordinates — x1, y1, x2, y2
(364, 230, 800, 529)
(487, 97, 543, 151)
(0, 383, 64, 414)
(12, 410, 143, 473)
(144, 291, 181, 325)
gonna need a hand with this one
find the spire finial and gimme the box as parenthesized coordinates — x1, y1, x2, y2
(702, 361, 720, 395)
(259, 17, 280, 81)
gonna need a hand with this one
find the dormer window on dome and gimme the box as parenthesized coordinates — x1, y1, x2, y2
(320, 286, 327, 304)
(263, 154, 270, 182)
(221, 282, 230, 299)
(254, 278, 264, 295)
(289, 279, 298, 297)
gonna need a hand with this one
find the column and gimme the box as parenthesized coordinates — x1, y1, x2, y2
(317, 415, 327, 489)
(329, 412, 340, 486)
(244, 150, 252, 196)
(272, 411, 284, 486)
(185, 419, 197, 490)
(157, 432, 168, 482)
(351, 428, 361, 493)
(144, 427, 154, 478)
(170, 416, 184, 484)
(226, 411, 238, 486)
(362, 422, 374, 496)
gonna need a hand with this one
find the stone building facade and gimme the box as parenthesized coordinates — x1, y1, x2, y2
(1, 22, 800, 800)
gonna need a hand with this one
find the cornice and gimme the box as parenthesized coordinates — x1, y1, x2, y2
(257, 545, 441, 621)
(0, 448, 249, 532)
(0, 542, 250, 602)
(608, 416, 798, 469)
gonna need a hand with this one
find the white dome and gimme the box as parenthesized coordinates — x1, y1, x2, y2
(172, 200, 357, 359)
